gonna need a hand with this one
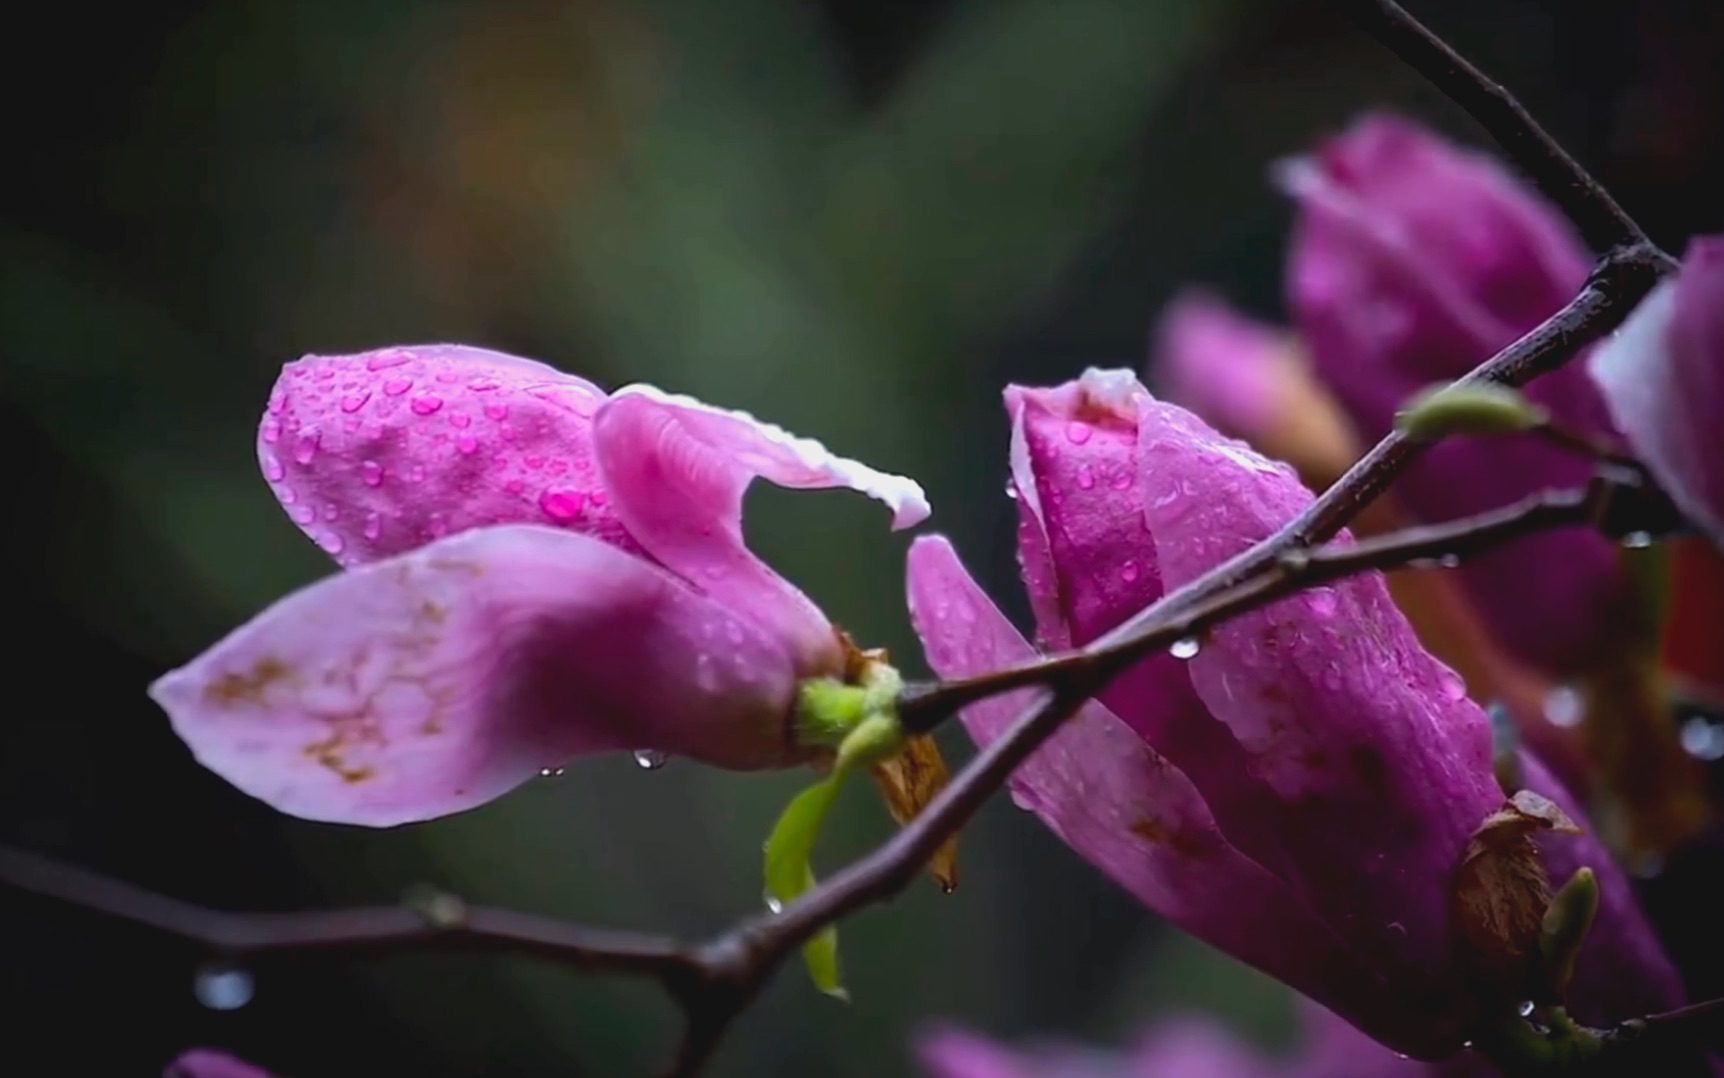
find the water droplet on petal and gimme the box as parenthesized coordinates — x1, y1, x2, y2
(260, 419, 281, 444)
(193, 964, 255, 1010)
(1064, 421, 1093, 445)
(1076, 464, 1096, 490)
(366, 350, 412, 371)
(435, 369, 461, 384)
(292, 433, 320, 465)
(361, 460, 385, 487)
(383, 377, 413, 397)
(524, 454, 545, 470)
(1308, 589, 1338, 617)
(1437, 554, 1461, 569)
(1110, 470, 1133, 490)
(538, 488, 585, 521)
(278, 486, 297, 505)
(317, 532, 345, 556)
(411, 395, 444, 416)
(455, 435, 479, 455)
(1621, 530, 1653, 549)
(1679, 716, 1724, 761)
(694, 654, 719, 692)
(339, 391, 371, 413)
(1543, 685, 1583, 728)
(633, 748, 667, 770)
(504, 479, 526, 495)
(362, 513, 382, 540)
(267, 392, 287, 415)
(468, 378, 500, 392)
(484, 403, 509, 422)
(321, 503, 339, 522)
(292, 505, 316, 525)
(449, 412, 472, 429)
(1169, 637, 1201, 660)
(539, 766, 566, 778)
(408, 464, 426, 484)
(1120, 562, 1140, 584)
(263, 454, 285, 482)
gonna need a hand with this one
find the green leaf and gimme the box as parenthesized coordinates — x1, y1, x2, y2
(763, 774, 849, 1000)
(1394, 382, 1548, 441)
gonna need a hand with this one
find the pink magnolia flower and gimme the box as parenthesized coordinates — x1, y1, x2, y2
(165, 1049, 280, 1078)
(906, 370, 1685, 1059)
(1588, 236, 1724, 549)
(916, 1000, 1489, 1078)
(149, 345, 928, 826)
(1280, 112, 1636, 678)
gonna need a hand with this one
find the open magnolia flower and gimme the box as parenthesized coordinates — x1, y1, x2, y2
(149, 345, 929, 826)
(907, 370, 1688, 1061)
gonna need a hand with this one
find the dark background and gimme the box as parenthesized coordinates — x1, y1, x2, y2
(4, 1, 1721, 1075)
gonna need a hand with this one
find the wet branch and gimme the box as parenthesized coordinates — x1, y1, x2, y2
(0, 2, 1692, 1076)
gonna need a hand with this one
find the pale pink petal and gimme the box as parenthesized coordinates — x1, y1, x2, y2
(905, 535, 1441, 1057)
(1152, 289, 1288, 440)
(260, 344, 629, 566)
(150, 526, 799, 826)
(1588, 242, 1724, 547)
(165, 1050, 279, 1078)
(594, 384, 928, 670)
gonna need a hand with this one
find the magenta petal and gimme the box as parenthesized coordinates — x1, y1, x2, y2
(260, 344, 628, 566)
(906, 535, 1441, 1057)
(1588, 238, 1724, 547)
(915, 1017, 1280, 1078)
(1138, 402, 1502, 1028)
(594, 385, 928, 669)
(165, 1050, 279, 1078)
(150, 525, 798, 826)
(1152, 289, 1287, 440)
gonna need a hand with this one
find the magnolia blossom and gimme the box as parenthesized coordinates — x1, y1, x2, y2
(1588, 236, 1724, 549)
(149, 345, 928, 826)
(917, 1000, 1488, 1078)
(1280, 112, 1635, 678)
(907, 370, 1686, 1059)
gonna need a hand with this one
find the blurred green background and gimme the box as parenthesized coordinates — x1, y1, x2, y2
(5, 0, 1721, 1074)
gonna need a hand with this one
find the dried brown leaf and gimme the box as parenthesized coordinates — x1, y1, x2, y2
(868, 734, 957, 892)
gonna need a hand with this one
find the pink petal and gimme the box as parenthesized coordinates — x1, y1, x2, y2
(1588, 239, 1724, 547)
(150, 525, 799, 826)
(1152, 289, 1288, 441)
(165, 1050, 279, 1078)
(905, 535, 1440, 1057)
(260, 344, 630, 566)
(1138, 401, 1502, 1018)
(594, 384, 929, 670)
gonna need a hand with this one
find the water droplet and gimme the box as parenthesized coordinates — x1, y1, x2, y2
(1679, 717, 1724, 761)
(590, 490, 608, 507)
(1004, 481, 1019, 501)
(267, 392, 287, 415)
(292, 433, 320, 465)
(694, 654, 720, 691)
(484, 403, 509, 422)
(366, 350, 412, 371)
(1543, 685, 1583, 728)
(1621, 530, 1653, 549)
(408, 464, 426, 484)
(633, 748, 666, 770)
(1169, 637, 1201, 660)
(1076, 464, 1095, 490)
(1110, 470, 1133, 490)
(278, 486, 297, 505)
(455, 435, 479, 455)
(260, 418, 281, 444)
(539, 766, 566, 778)
(292, 505, 316, 525)
(468, 378, 500, 392)
(317, 532, 346, 556)
(361, 460, 385, 487)
(1438, 669, 1469, 701)
(339, 391, 371, 413)
(764, 895, 784, 914)
(449, 412, 472, 429)
(383, 377, 413, 396)
(504, 478, 526, 495)
(1386, 921, 1406, 937)
(193, 964, 254, 1010)
(435, 369, 460, 384)
(1120, 562, 1140, 584)
(1308, 589, 1338, 617)
(1517, 1000, 1537, 1018)
(411, 395, 444, 416)
(524, 454, 545, 470)
(262, 454, 285, 482)
(321, 503, 340, 522)
(362, 513, 382, 540)
(1064, 421, 1093, 445)
(1437, 554, 1461, 569)
(539, 488, 585, 521)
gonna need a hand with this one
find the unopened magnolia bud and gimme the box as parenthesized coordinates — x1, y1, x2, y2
(1395, 382, 1549, 442)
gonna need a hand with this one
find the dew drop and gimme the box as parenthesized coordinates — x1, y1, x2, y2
(1679, 716, 1724, 761)
(411, 395, 444, 416)
(361, 460, 385, 487)
(435, 369, 461, 384)
(292, 505, 316, 525)
(260, 418, 281, 444)
(764, 895, 784, 914)
(1308, 589, 1338, 617)
(1437, 554, 1461, 569)
(1621, 530, 1653, 549)
(317, 531, 346, 556)
(292, 433, 320, 465)
(278, 486, 297, 505)
(1543, 685, 1583, 728)
(1517, 1000, 1537, 1018)
(1169, 636, 1201, 660)
(408, 464, 426, 484)
(1064, 420, 1093, 445)
(262, 454, 285, 482)
(267, 391, 287, 416)
(539, 766, 566, 778)
(1110, 470, 1133, 490)
(339, 391, 371, 414)
(456, 435, 479, 455)
(1075, 464, 1096, 490)
(694, 654, 720, 692)
(538, 488, 585, 521)
(383, 377, 413, 397)
(449, 412, 472, 429)
(633, 748, 667, 770)
(1004, 481, 1019, 501)
(1120, 561, 1141, 584)
(504, 479, 526, 495)
(524, 454, 545, 470)
(193, 964, 255, 1011)
(484, 403, 509, 422)
(468, 378, 501, 392)
(365, 350, 412, 371)
(362, 513, 382, 540)
(321, 503, 339, 522)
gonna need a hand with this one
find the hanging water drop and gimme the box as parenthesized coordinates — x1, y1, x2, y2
(1679, 716, 1724, 761)
(1169, 636, 1201, 660)
(539, 766, 566, 778)
(633, 749, 667, 770)
(1517, 1000, 1537, 1018)
(1436, 553, 1461, 569)
(193, 963, 255, 1011)
(1543, 685, 1583, 728)
(764, 894, 784, 914)
(1621, 530, 1653, 549)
